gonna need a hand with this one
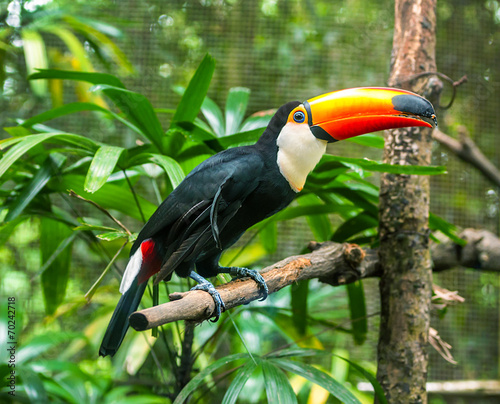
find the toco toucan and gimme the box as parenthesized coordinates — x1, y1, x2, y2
(99, 87, 437, 357)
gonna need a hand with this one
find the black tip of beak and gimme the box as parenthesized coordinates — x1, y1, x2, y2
(392, 93, 437, 127)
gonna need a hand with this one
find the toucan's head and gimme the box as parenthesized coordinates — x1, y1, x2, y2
(263, 87, 437, 192)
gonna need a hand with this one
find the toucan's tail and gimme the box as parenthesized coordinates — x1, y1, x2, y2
(99, 238, 161, 357)
(99, 279, 147, 357)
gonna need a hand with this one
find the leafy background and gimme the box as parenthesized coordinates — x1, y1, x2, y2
(1, 0, 500, 403)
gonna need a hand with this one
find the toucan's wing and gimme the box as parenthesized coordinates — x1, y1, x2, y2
(136, 147, 265, 281)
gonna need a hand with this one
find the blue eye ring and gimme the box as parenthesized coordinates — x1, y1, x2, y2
(293, 111, 306, 123)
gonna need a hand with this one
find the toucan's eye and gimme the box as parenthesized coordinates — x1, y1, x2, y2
(293, 111, 306, 123)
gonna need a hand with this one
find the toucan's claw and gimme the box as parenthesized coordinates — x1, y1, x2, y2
(190, 282, 226, 321)
(189, 271, 226, 321)
(224, 267, 269, 301)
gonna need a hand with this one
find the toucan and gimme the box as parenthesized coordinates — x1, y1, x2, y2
(99, 87, 436, 357)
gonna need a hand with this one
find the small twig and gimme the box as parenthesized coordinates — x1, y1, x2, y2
(123, 169, 146, 224)
(392, 71, 468, 109)
(433, 126, 500, 189)
(68, 190, 131, 235)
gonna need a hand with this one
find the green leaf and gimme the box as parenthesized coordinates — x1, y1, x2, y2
(429, 212, 466, 246)
(331, 211, 378, 242)
(5, 153, 66, 221)
(20, 367, 49, 404)
(89, 84, 164, 151)
(0, 132, 99, 179)
(222, 360, 258, 404)
(324, 155, 447, 175)
(48, 174, 157, 221)
(18, 332, 82, 364)
(173, 353, 250, 404)
(240, 112, 273, 132)
(41, 26, 92, 71)
(345, 133, 385, 149)
(20, 102, 145, 138)
(346, 281, 368, 345)
(30, 68, 126, 88)
(216, 127, 263, 149)
(202, 95, 225, 137)
(261, 359, 298, 404)
(21, 30, 48, 96)
(271, 358, 361, 404)
(273, 203, 360, 222)
(84, 145, 124, 193)
(40, 218, 74, 315)
(128, 153, 185, 189)
(96, 231, 128, 241)
(172, 54, 216, 125)
(333, 355, 388, 404)
(225, 87, 250, 136)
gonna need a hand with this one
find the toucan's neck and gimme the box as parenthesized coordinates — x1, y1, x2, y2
(276, 123, 327, 192)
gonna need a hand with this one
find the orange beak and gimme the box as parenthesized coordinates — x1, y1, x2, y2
(291, 87, 437, 142)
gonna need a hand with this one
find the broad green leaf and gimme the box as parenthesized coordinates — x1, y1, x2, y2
(0, 216, 28, 246)
(128, 153, 185, 189)
(41, 26, 92, 71)
(345, 133, 385, 149)
(291, 280, 309, 336)
(429, 212, 466, 246)
(48, 174, 157, 221)
(20, 102, 144, 137)
(63, 15, 135, 74)
(21, 30, 48, 96)
(240, 112, 273, 132)
(333, 355, 388, 404)
(261, 359, 298, 404)
(18, 332, 82, 364)
(84, 145, 124, 193)
(274, 203, 360, 222)
(323, 155, 447, 175)
(172, 54, 216, 125)
(222, 360, 258, 404)
(0, 132, 99, 179)
(271, 358, 361, 404)
(225, 87, 250, 136)
(202, 95, 225, 137)
(20, 367, 49, 404)
(173, 353, 250, 404)
(40, 218, 74, 315)
(30, 68, 126, 88)
(5, 153, 66, 221)
(216, 127, 264, 149)
(346, 281, 368, 345)
(96, 231, 128, 241)
(89, 84, 164, 151)
(331, 211, 378, 242)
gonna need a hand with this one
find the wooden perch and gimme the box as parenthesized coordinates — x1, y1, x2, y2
(129, 242, 379, 330)
(129, 228, 500, 331)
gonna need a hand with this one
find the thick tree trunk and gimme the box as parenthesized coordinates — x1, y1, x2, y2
(376, 1, 439, 402)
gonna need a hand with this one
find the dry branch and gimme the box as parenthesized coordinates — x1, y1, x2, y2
(129, 228, 498, 331)
(433, 126, 500, 188)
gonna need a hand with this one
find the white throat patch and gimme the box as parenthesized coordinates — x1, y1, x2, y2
(276, 122, 327, 192)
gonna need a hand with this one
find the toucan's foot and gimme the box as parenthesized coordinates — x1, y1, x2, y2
(189, 271, 225, 322)
(223, 267, 269, 301)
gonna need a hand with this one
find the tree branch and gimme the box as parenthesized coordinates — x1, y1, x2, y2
(129, 228, 498, 331)
(433, 126, 500, 188)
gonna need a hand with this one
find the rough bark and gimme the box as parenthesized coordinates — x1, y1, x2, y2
(129, 228, 499, 329)
(376, 1, 439, 402)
